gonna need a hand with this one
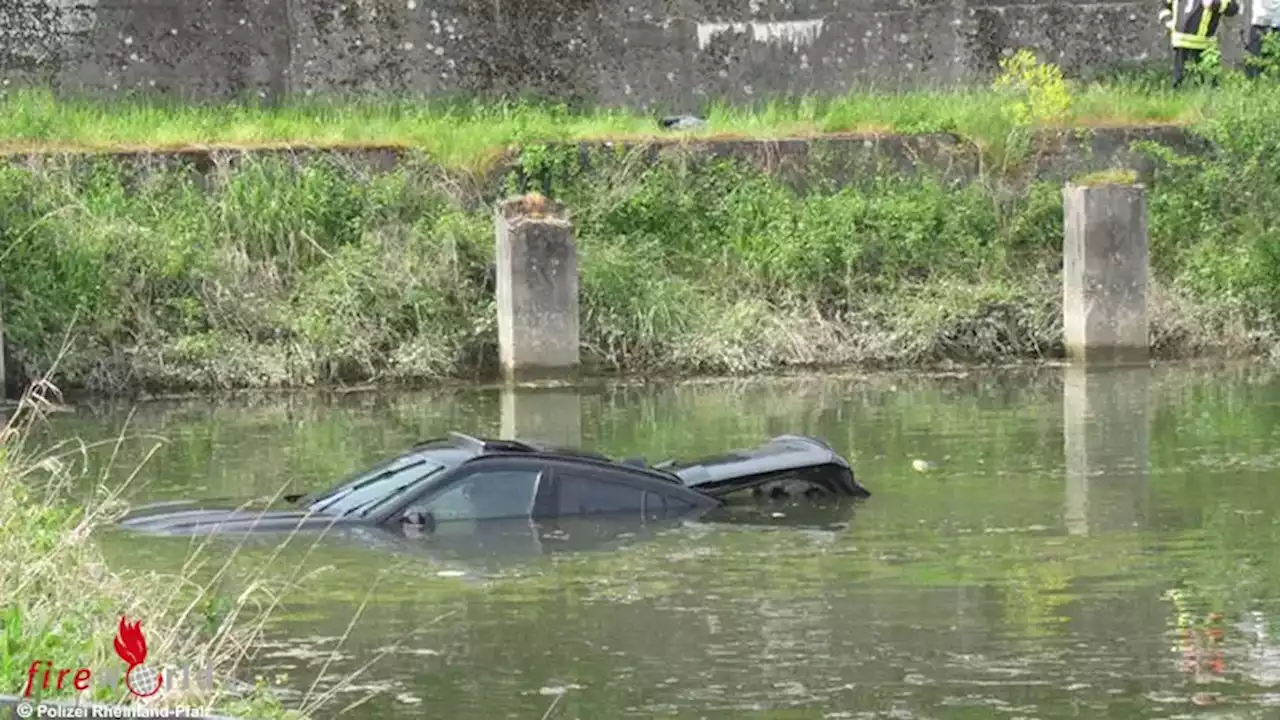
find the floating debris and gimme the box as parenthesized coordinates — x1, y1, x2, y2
(537, 683, 584, 695)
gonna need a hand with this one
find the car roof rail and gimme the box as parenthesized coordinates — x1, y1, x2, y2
(446, 431, 540, 454)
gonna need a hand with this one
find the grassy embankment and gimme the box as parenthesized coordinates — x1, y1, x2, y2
(0, 377, 386, 716)
(0, 65, 1195, 165)
(2, 52, 1279, 393)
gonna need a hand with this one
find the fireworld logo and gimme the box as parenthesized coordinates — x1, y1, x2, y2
(113, 616, 162, 697)
(23, 616, 213, 698)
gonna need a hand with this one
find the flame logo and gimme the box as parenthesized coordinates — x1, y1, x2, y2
(113, 615, 164, 697)
(113, 616, 148, 666)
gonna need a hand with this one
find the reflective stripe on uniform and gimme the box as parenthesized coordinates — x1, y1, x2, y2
(1172, 31, 1216, 48)
(1197, 5, 1215, 34)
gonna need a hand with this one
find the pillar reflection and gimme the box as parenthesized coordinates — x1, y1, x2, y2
(1063, 365, 1151, 536)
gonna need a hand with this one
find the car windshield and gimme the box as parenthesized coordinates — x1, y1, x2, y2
(307, 452, 447, 517)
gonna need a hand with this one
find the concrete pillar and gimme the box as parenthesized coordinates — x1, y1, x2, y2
(1223, 0, 1247, 69)
(494, 194, 580, 383)
(500, 385, 582, 448)
(1063, 365, 1151, 536)
(1062, 183, 1149, 364)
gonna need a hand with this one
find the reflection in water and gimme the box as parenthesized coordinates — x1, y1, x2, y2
(1063, 366, 1151, 535)
(54, 366, 1280, 719)
(1237, 611, 1280, 688)
(358, 514, 686, 573)
(500, 386, 582, 447)
(701, 502, 859, 532)
(198, 515, 691, 577)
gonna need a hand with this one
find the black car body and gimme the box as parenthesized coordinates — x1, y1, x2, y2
(117, 432, 869, 537)
(656, 434, 867, 502)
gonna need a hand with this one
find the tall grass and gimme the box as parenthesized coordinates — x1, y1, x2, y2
(0, 138, 1272, 393)
(0, 369, 392, 716)
(2, 142, 1267, 396)
(0, 74, 1206, 173)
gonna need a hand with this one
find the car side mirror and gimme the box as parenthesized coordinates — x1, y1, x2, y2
(401, 508, 436, 536)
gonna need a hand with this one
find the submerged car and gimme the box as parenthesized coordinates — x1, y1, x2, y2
(117, 432, 870, 537)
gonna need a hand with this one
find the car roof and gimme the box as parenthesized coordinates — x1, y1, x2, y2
(424, 432, 687, 481)
(342, 432, 713, 520)
(408, 432, 848, 489)
(315, 433, 685, 510)
(406, 432, 612, 461)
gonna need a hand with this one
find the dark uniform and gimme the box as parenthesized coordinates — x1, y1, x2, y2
(1245, 0, 1280, 77)
(1161, 0, 1241, 86)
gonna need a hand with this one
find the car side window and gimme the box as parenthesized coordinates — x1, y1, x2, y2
(650, 491, 694, 513)
(417, 468, 544, 522)
(555, 471, 646, 516)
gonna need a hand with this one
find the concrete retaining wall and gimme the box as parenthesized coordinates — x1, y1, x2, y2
(0, 126, 1205, 204)
(0, 0, 1228, 107)
(515, 125, 1202, 192)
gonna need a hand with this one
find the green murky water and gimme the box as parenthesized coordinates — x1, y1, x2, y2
(40, 365, 1280, 719)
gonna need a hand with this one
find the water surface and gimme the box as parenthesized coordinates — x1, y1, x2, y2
(41, 365, 1280, 719)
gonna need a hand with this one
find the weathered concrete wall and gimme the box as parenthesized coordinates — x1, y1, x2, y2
(511, 125, 1204, 195)
(1, 0, 1180, 106)
(0, 125, 1204, 201)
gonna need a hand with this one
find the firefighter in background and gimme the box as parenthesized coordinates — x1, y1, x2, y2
(1246, 0, 1280, 76)
(1160, 0, 1242, 86)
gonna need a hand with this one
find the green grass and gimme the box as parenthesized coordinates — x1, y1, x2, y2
(0, 80, 1211, 172)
